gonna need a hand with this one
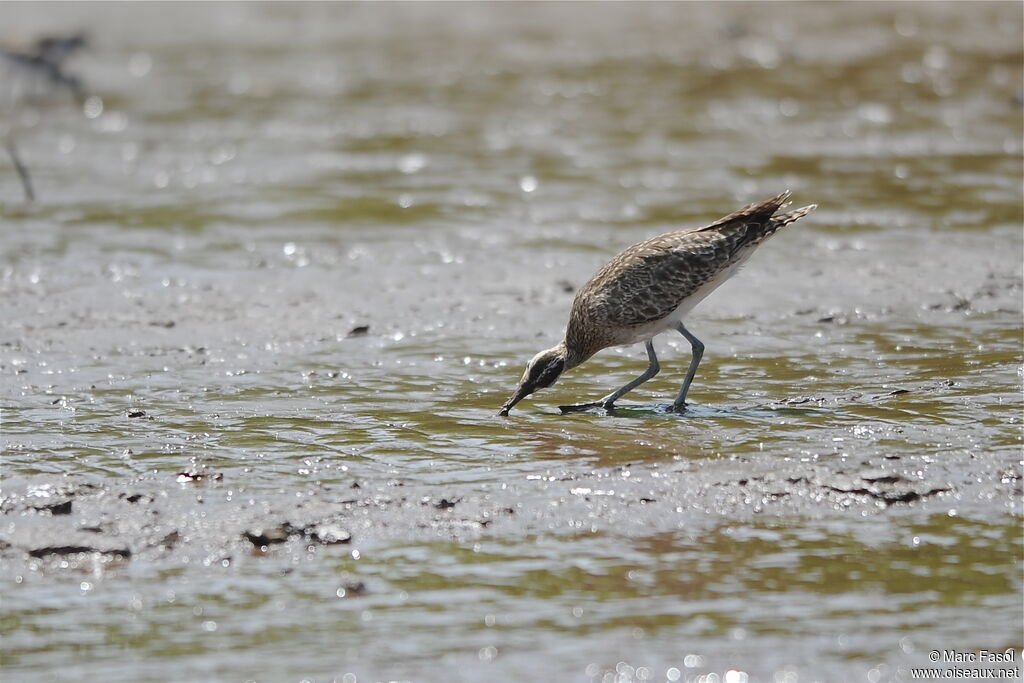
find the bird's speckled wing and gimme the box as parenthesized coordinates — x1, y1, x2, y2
(572, 192, 794, 331)
(581, 228, 747, 328)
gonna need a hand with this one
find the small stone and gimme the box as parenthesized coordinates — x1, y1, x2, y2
(307, 523, 351, 545)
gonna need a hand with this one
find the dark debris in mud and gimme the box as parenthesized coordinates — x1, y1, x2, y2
(778, 379, 960, 408)
(244, 527, 291, 547)
(1, 436, 1014, 576)
(335, 580, 367, 598)
(32, 500, 72, 515)
(28, 545, 132, 559)
(176, 471, 223, 484)
(244, 521, 353, 550)
(806, 472, 951, 507)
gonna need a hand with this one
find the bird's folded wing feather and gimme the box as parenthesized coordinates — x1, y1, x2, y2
(589, 228, 746, 328)
(574, 193, 800, 331)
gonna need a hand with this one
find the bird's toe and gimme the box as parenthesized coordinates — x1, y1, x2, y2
(559, 401, 605, 414)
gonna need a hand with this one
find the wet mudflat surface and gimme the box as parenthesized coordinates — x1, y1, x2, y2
(1, 3, 1022, 682)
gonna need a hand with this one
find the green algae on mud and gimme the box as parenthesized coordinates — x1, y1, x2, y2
(1, 2, 1022, 682)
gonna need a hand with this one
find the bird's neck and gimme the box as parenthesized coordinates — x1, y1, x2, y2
(559, 339, 592, 371)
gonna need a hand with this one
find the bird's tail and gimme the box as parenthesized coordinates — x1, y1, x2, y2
(742, 198, 817, 246)
(772, 203, 817, 229)
(700, 191, 817, 247)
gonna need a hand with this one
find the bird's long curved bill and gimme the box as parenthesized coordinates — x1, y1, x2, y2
(498, 386, 530, 416)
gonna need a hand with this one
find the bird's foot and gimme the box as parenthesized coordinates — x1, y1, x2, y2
(670, 401, 688, 413)
(558, 401, 614, 414)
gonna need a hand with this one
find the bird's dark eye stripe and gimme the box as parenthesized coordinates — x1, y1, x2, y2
(536, 358, 565, 388)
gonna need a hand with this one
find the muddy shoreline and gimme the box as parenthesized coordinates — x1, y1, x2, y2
(2, 2, 1021, 680)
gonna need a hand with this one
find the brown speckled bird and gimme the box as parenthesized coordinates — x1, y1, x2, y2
(499, 191, 816, 415)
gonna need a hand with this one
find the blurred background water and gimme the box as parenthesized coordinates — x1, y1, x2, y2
(1, 3, 1022, 682)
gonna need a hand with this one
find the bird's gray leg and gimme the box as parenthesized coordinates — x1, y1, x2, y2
(672, 323, 704, 411)
(559, 341, 659, 413)
(5, 139, 35, 203)
(599, 340, 660, 407)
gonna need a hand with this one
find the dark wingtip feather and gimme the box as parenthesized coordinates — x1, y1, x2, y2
(700, 190, 793, 232)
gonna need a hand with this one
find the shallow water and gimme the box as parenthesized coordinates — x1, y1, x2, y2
(1, 3, 1022, 682)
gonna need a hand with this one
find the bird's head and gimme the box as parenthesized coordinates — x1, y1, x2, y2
(498, 344, 567, 415)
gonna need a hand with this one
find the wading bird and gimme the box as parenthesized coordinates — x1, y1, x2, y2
(499, 191, 816, 415)
(2, 33, 87, 202)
